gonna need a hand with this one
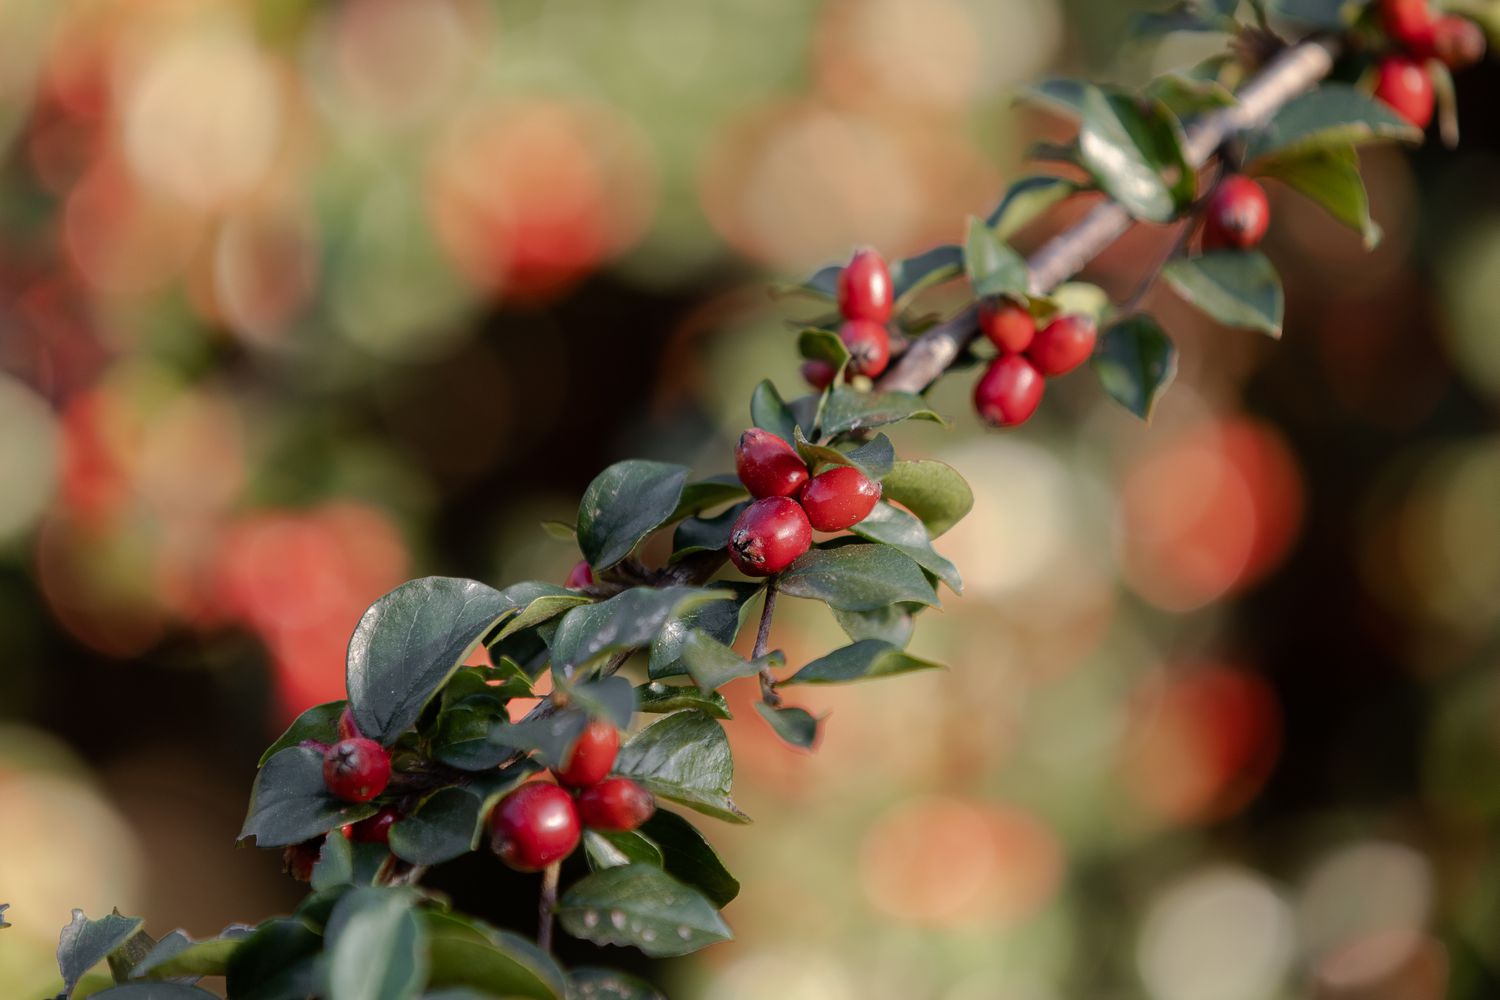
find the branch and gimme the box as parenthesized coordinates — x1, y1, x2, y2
(539, 862, 560, 952)
(877, 36, 1340, 395)
(752, 581, 782, 706)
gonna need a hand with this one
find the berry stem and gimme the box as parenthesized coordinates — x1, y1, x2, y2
(753, 580, 782, 707)
(538, 861, 561, 953)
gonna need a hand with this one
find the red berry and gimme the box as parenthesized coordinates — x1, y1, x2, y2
(728, 496, 812, 576)
(283, 839, 322, 882)
(489, 782, 581, 871)
(1374, 55, 1434, 128)
(735, 428, 810, 499)
(801, 359, 837, 390)
(1202, 175, 1270, 251)
(564, 560, 593, 590)
(576, 778, 656, 832)
(978, 299, 1036, 354)
(974, 355, 1045, 428)
(555, 719, 620, 788)
(838, 319, 890, 378)
(1382, 0, 1436, 52)
(337, 707, 361, 741)
(836, 248, 893, 323)
(800, 466, 881, 532)
(1433, 16, 1486, 69)
(323, 737, 391, 803)
(1027, 314, 1098, 377)
(345, 806, 400, 844)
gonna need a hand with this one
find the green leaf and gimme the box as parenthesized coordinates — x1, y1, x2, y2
(106, 923, 157, 982)
(796, 327, 852, 374)
(750, 380, 802, 446)
(571, 969, 665, 1000)
(130, 927, 253, 980)
(832, 605, 916, 647)
(560, 675, 638, 729)
(1246, 83, 1422, 164)
(1132, 2, 1235, 37)
(259, 702, 345, 766)
(671, 502, 748, 558)
(322, 888, 427, 1000)
(1255, 144, 1379, 248)
(879, 460, 974, 538)
(1047, 281, 1112, 323)
(964, 216, 1030, 300)
(550, 586, 731, 672)
(681, 630, 781, 693)
(987, 175, 1080, 241)
(239, 746, 375, 847)
(614, 711, 748, 824)
(636, 681, 732, 719)
(890, 244, 964, 304)
(88, 987, 221, 999)
(490, 710, 590, 769)
(312, 832, 390, 890)
(820, 389, 947, 437)
(424, 912, 567, 1000)
(1078, 87, 1193, 223)
(1092, 314, 1178, 420)
(785, 639, 943, 684)
(577, 460, 689, 570)
(1145, 64, 1238, 117)
(226, 918, 321, 1000)
(778, 542, 939, 613)
(754, 702, 819, 749)
(648, 584, 762, 680)
(848, 502, 962, 593)
(1269, 0, 1347, 27)
(1018, 78, 1089, 119)
(388, 787, 484, 866)
(638, 810, 740, 908)
(347, 577, 512, 745)
(1163, 250, 1284, 337)
(432, 688, 511, 771)
(57, 909, 143, 998)
(584, 829, 665, 870)
(668, 476, 748, 522)
(488, 582, 592, 645)
(539, 519, 576, 541)
(792, 429, 894, 480)
(557, 865, 732, 957)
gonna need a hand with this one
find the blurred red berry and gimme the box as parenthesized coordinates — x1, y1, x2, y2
(555, 719, 619, 788)
(345, 806, 400, 844)
(1433, 16, 1486, 68)
(837, 248, 893, 323)
(838, 319, 891, 378)
(800, 466, 881, 532)
(728, 497, 812, 576)
(801, 359, 837, 390)
(735, 428, 810, 499)
(974, 355, 1045, 428)
(564, 560, 593, 590)
(978, 299, 1036, 354)
(1202, 175, 1270, 251)
(323, 737, 391, 803)
(576, 778, 656, 832)
(1374, 55, 1435, 128)
(1027, 314, 1098, 377)
(489, 782, 581, 872)
(283, 839, 322, 882)
(1381, 0, 1436, 52)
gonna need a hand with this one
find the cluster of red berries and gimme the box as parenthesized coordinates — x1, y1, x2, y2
(1375, 0, 1486, 128)
(972, 302, 1097, 428)
(727, 429, 880, 576)
(802, 248, 894, 389)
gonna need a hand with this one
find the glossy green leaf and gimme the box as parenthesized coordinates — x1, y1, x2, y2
(562, 675, 637, 728)
(258, 701, 344, 767)
(671, 502, 748, 558)
(648, 583, 763, 680)
(487, 582, 592, 645)
(347, 577, 512, 744)
(680, 631, 783, 693)
(312, 832, 389, 890)
(577, 460, 689, 570)
(557, 865, 732, 957)
(1246, 83, 1423, 164)
(1163, 250, 1283, 337)
(668, 476, 748, 522)
(549, 586, 730, 672)
(785, 639, 943, 684)
(431, 689, 511, 771)
(750, 380, 802, 446)
(987, 175, 1080, 241)
(820, 389, 946, 437)
(796, 327, 852, 373)
(1255, 144, 1379, 247)
(322, 888, 427, 1000)
(239, 746, 376, 847)
(848, 502, 961, 593)
(584, 828, 665, 871)
(832, 605, 916, 647)
(489, 709, 590, 769)
(388, 787, 484, 866)
(1018, 78, 1089, 119)
(635, 681, 732, 719)
(754, 702, 819, 749)
(778, 542, 939, 613)
(1092, 314, 1178, 420)
(1145, 63, 1237, 117)
(890, 244, 964, 304)
(226, 918, 321, 1000)
(879, 460, 974, 538)
(614, 711, 747, 824)
(792, 428, 894, 480)
(57, 909, 142, 998)
(424, 912, 567, 1000)
(130, 926, 253, 980)
(964, 216, 1030, 300)
(639, 810, 741, 908)
(571, 968, 666, 1000)
(1078, 87, 1193, 222)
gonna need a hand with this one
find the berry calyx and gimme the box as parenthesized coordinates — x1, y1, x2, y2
(322, 737, 391, 803)
(801, 359, 837, 390)
(800, 466, 881, 532)
(489, 782, 581, 872)
(1202, 175, 1270, 251)
(576, 778, 656, 832)
(1381, 0, 1436, 52)
(337, 706, 361, 741)
(978, 299, 1036, 354)
(1374, 55, 1435, 128)
(1433, 16, 1486, 69)
(728, 496, 812, 577)
(974, 355, 1045, 428)
(838, 319, 891, 378)
(735, 428, 810, 499)
(564, 560, 593, 590)
(836, 248, 893, 323)
(345, 806, 400, 844)
(555, 719, 620, 788)
(1027, 314, 1098, 377)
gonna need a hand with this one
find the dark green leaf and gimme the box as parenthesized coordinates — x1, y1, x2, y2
(879, 460, 974, 538)
(1246, 83, 1422, 164)
(635, 681, 732, 719)
(820, 389, 946, 437)
(680, 631, 781, 693)
(226, 918, 321, 1000)
(564, 675, 638, 728)
(88, 987, 221, 999)
(571, 968, 666, 1000)
(1145, 64, 1237, 117)
(322, 888, 427, 1000)
(388, 787, 484, 866)
(106, 924, 157, 982)
(964, 217, 1030, 300)
(890, 244, 964, 304)
(1018, 78, 1089, 119)
(785, 639, 943, 684)
(648, 584, 762, 680)
(832, 605, 916, 647)
(668, 476, 748, 522)
(671, 502, 748, 558)
(1163, 250, 1283, 337)
(1132, 2, 1235, 37)
(987, 175, 1080, 241)
(754, 702, 819, 749)
(584, 829, 664, 870)
(57, 909, 142, 998)
(848, 502, 961, 593)
(1255, 144, 1379, 247)
(424, 912, 567, 1000)
(796, 328, 852, 373)
(778, 543, 939, 613)
(550, 587, 731, 672)
(792, 429, 894, 480)
(475, 658, 533, 697)
(557, 865, 732, 957)
(239, 746, 375, 847)
(312, 832, 391, 890)
(432, 689, 511, 771)
(488, 582, 592, 645)
(577, 461, 689, 570)
(801, 264, 842, 298)
(131, 927, 253, 981)
(1078, 87, 1193, 223)
(490, 710, 589, 769)
(614, 711, 747, 824)
(1092, 314, 1178, 420)
(347, 577, 512, 745)
(259, 701, 345, 766)
(1269, 0, 1347, 26)
(639, 810, 740, 908)
(750, 380, 802, 446)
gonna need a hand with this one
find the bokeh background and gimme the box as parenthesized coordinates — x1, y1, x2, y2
(3, 0, 1500, 997)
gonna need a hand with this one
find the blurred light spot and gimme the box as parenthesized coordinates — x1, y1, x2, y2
(1314, 929, 1448, 999)
(1297, 841, 1433, 966)
(814, 0, 981, 114)
(36, 510, 168, 658)
(328, 0, 488, 125)
(213, 205, 320, 345)
(0, 372, 60, 541)
(1137, 866, 1294, 1000)
(65, 157, 204, 295)
(709, 948, 856, 1000)
(135, 387, 245, 519)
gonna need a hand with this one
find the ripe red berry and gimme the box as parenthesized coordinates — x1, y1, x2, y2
(800, 466, 881, 532)
(978, 299, 1036, 354)
(1381, 0, 1436, 52)
(564, 560, 593, 590)
(576, 778, 656, 833)
(323, 737, 391, 803)
(735, 428, 810, 499)
(728, 496, 812, 576)
(801, 359, 837, 390)
(1374, 55, 1435, 128)
(1202, 175, 1270, 251)
(974, 355, 1045, 428)
(337, 706, 361, 741)
(345, 806, 400, 844)
(838, 319, 890, 378)
(489, 782, 581, 872)
(555, 719, 620, 788)
(1433, 16, 1486, 69)
(837, 248, 893, 323)
(1027, 314, 1098, 377)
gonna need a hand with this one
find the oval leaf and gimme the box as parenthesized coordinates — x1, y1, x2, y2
(778, 543, 939, 613)
(1163, 250, 1283, 337)
(322, 888, 427, 1000)
(550, 586, 731, 673)
(890, 244, 964, 304)
(879, 460, 974, 538)
(425, 913, 567, 1000)
(259, 701, 345, 766)
(239, 746, 376, 847)
(577, 460, 689, 570)
(820, 390, 947, 437)
(753, 702, 819, 749)
(847, 502, 962, 593)
(987, 175, 1080, 241)
(57, 910, 143, 998)
(571, 968, 666, 1000)
(1254, 144, 1379, 248)
(614, 711, 747, 824)
(785, 639, 943, 685)
(964, 217, 1030, 300)
(556, 864, 732, 958)
(1092, 314, 1178, 420)
(1078, 87, 1193, 223)
(635, 681, 732, 719)
(1246, 83, 1423, 164)
(639, 810, 741, 908)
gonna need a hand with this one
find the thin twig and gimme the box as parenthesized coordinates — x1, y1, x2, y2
(538, 862, 560, 952)
(753, 581, 782, 706)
